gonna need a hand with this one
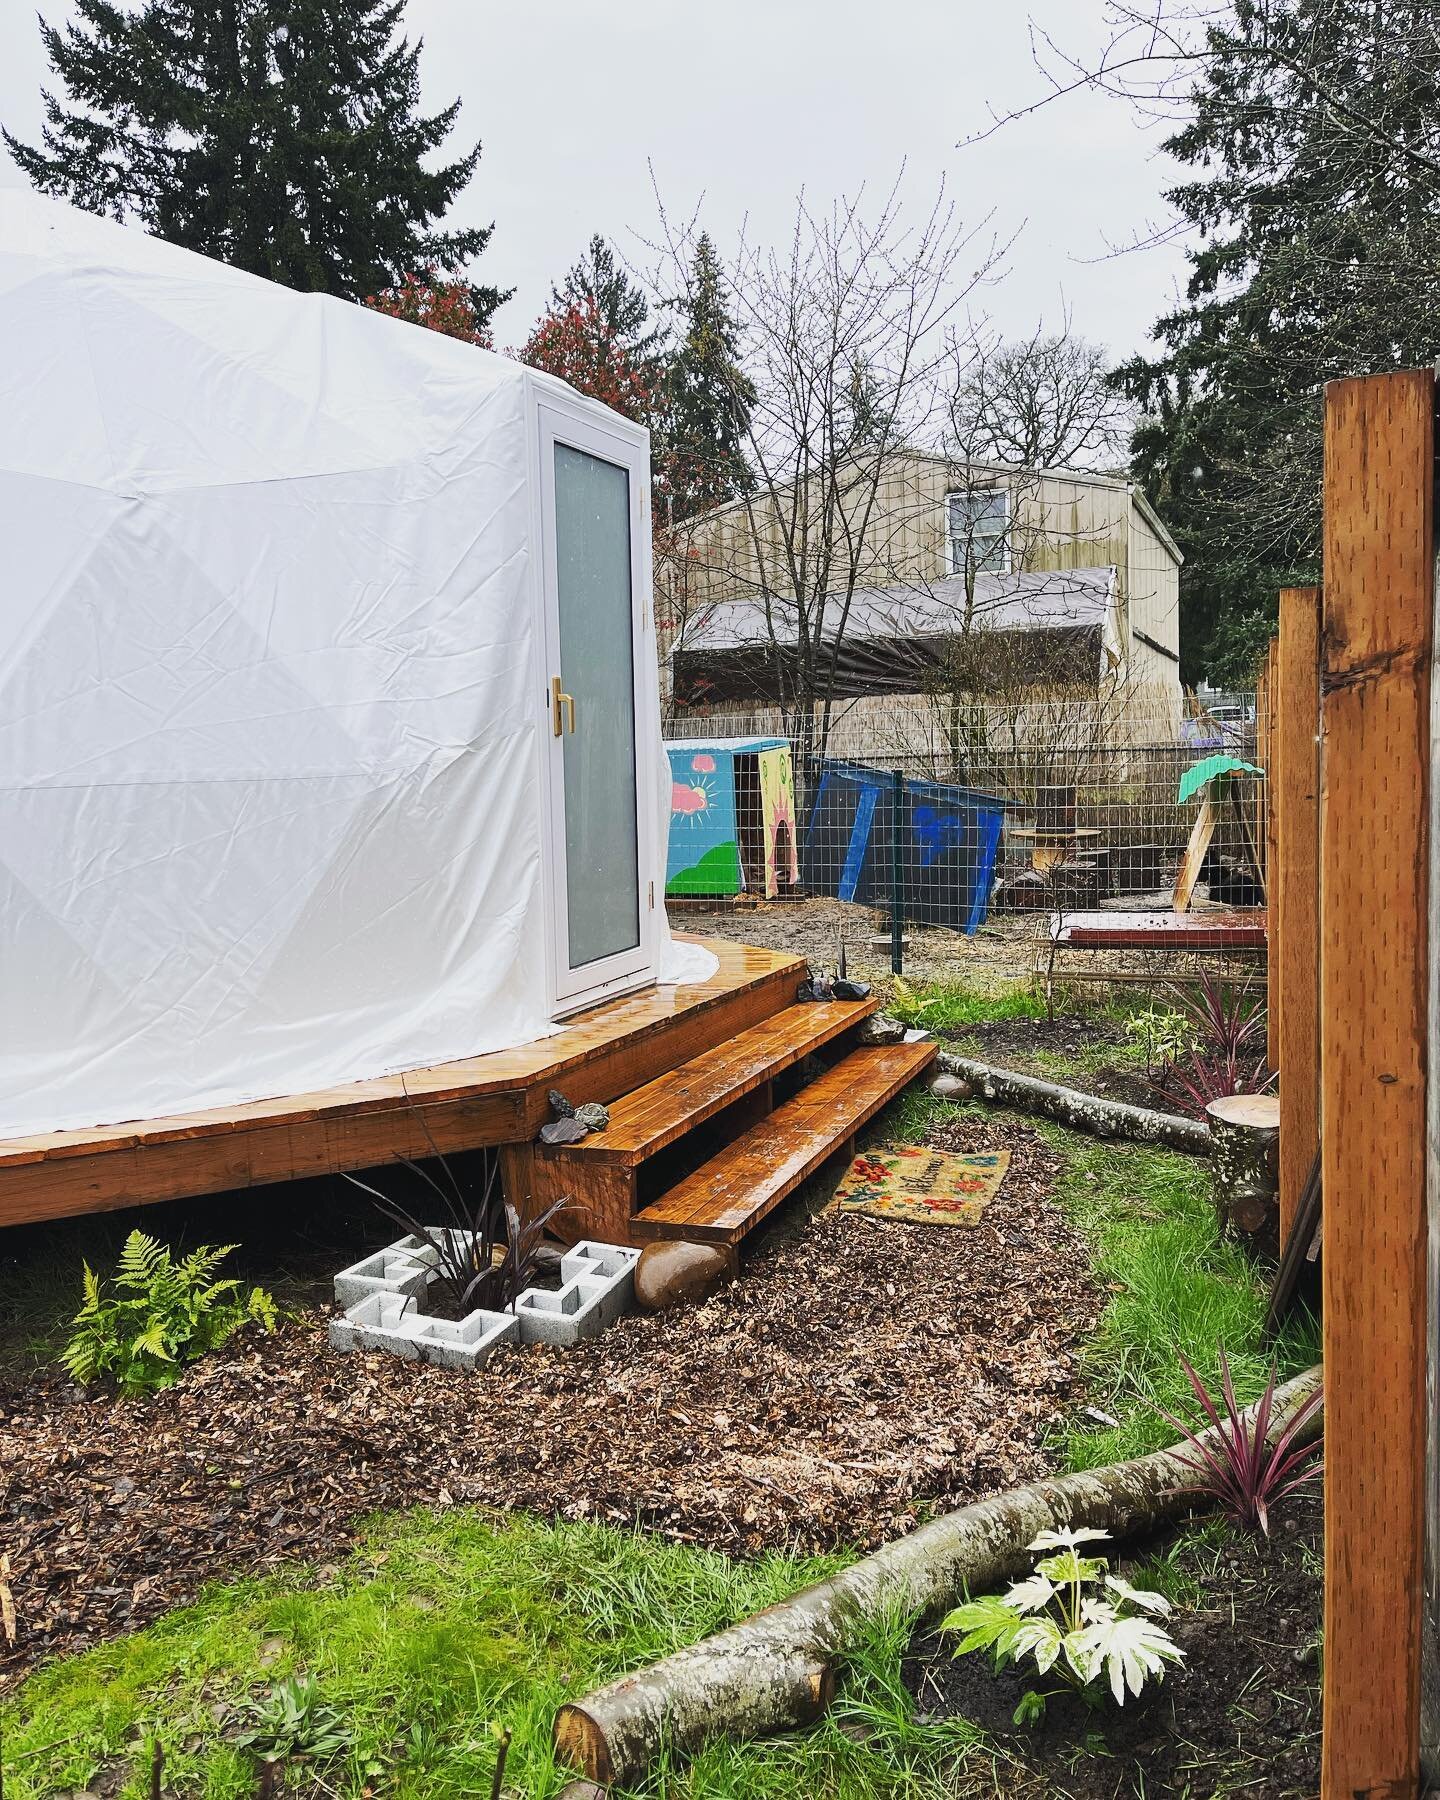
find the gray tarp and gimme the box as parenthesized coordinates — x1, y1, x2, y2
(670, 567, 1121, 704)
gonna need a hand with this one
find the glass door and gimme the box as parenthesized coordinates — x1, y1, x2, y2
(538, 403, 657, 1010)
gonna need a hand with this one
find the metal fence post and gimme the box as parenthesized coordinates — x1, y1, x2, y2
(890, 767, 904, 976)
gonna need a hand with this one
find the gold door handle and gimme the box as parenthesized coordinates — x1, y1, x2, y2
(551, 676, 577, 737)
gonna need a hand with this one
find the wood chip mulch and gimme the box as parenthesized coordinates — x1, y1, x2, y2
(0, 1116, 1099, 1687)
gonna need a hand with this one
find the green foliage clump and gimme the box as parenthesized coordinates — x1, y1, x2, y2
(1122, 1004, 1198, 1075)
(235, 1674, 356, 1766)
(943, 1526, 1182, 1724)
(60, 1230, 275, 1397)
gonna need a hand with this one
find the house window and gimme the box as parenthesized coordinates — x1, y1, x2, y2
(947, 487, 1010, 576)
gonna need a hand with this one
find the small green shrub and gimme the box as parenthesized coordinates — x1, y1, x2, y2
(942, 1526, 1182, 1725)
(235, 1674, 355, 1765)
(1122, 1005, 1197, 1075)
(60, 1230, 276, 1396)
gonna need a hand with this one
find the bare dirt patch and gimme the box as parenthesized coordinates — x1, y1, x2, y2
(0, 1113, 1099, 1687)
(678, 895, 1046, 989)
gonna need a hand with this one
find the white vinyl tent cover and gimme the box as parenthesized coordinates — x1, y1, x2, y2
(0, 192, 708, 1140)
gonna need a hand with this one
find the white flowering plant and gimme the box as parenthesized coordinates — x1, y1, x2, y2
(940, 1526, 1183, 1726)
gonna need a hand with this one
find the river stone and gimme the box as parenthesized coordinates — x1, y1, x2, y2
(548, 1088, 576, 1118)
(930, 1072, 971, 1102)
(832, 977, 872, 1001)
(634, 1239, 731, 1311)
(574, 1101, 610, 1131)
(858, 1011, 905, 1045)
(539, 1116, 588, 1146)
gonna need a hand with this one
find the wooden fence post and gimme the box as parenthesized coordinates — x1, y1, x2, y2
(1265, 638, 1283, 1078)
(1275, 588, 1321, 1248)
(1320, 368, 1432, 1800)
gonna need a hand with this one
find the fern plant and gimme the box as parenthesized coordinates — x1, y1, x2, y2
(61, 1230, 276, 1396)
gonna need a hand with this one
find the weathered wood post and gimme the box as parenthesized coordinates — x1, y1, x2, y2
(1274, 587, 1322, 1248)
(1320, 368, 1432, 1800)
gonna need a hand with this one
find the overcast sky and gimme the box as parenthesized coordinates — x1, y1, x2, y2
(0, 0, 1191, 361)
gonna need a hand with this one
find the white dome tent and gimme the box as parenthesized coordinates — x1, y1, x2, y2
(0, 191, 709, 1141)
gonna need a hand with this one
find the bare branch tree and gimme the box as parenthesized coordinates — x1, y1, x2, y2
(973, 2, 1440, 201)
(648, 178, 1010, 789)
(949, 321, 1133, 473)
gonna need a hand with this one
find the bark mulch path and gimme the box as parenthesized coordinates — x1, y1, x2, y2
(0, 1115, 1098, 1689)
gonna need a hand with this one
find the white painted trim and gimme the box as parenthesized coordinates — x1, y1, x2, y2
(943, 484, 1012, 578)
(533, 391, 659, 1015)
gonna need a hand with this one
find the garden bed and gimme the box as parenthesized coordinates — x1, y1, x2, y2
(0, 1111, 1099, 1685)
(902, 1490, 1322, 1799)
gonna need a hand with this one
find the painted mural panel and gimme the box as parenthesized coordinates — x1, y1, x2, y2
(665, 746, 742, 895)
(758, 745, 800, 898)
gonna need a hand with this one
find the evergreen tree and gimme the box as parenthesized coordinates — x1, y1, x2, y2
(4, 0, 508, 313)
(521, 233, 666, 428)
(661, 233, 755, 521)
(553, 233, 663, 359)
(1116, 0, 1440, 682)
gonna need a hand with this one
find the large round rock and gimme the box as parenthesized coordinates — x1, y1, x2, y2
(633, 1239, 732, 1312)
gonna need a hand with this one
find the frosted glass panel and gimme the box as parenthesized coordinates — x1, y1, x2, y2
(554, 443, 640, 968)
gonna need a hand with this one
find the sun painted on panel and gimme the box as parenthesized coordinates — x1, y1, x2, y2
(671, 776, 715, 820)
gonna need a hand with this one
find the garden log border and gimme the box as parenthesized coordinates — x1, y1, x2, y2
(934, 1053, 1212, 1155)
(554, 1367, 1322, 1787)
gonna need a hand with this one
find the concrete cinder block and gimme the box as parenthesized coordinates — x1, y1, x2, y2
(515, 1241, 639, 1346)
(330, 1232, 638, 1363)
(333, 1237, 437, 1310)
(328, 1289, 519, 1370)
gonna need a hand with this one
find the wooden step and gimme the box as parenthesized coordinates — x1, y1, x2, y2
(535, 999, 876, 1171)
(631, 1039, 937, 1249)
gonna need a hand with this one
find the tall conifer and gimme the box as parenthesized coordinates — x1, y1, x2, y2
(662, 233, 755, 521)
(1117, 0, 1440, 680)
(4, 0, 506, 313)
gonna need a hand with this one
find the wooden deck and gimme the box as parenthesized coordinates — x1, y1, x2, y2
(0, 939, 806, 1230)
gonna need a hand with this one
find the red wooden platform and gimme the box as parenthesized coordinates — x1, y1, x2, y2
(1049, 909, 1268, 950)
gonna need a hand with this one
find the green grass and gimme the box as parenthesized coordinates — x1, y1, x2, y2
(1047, 1124, 1319, 1469)
(0, 1510, 998, 1800)
(888, 978, 1051, 1034)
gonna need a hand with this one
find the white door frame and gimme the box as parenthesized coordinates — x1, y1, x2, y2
(534, 393, 660, 1016)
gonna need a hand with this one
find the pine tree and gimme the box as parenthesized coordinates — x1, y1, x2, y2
(521, 233, 666, 427)
(4, 0, 508, 313)
(1116, 0, 1440, 682)
(661, 233, 755, 522)
(553, 233, 663, 359)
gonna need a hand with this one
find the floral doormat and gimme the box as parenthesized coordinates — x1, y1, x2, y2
(833, 1144, 1011, 1227)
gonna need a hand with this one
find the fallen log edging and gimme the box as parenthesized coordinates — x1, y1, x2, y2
(935, 1052, 1212, 1155)
(553, 1365, 1321, 1786)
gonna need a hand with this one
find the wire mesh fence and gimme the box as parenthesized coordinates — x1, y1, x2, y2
(661, 688, 1268, 996)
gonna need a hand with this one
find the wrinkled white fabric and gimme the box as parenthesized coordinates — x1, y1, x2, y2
(0, 193, 712, 1137)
